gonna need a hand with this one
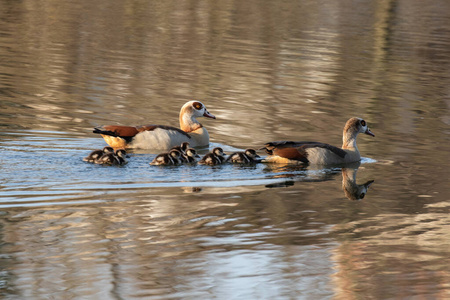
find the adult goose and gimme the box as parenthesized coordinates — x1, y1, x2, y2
(261, 117, 375, 165)
(93, 101, 216, 150)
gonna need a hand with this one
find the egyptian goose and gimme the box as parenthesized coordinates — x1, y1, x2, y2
(83, 146, 114, 162)
(150, 149, 183, 166)
(96, 149, 128, 165)
(93, 101, 216, 150)
(198, 147, 227, 165)
(226, 148, 261, 164)
(261, 117, 375, 165)
(184, 148, 201, 163)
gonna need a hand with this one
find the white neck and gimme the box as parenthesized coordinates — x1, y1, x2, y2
(180, 109, 202, 133)
(342, 131, 358, 151)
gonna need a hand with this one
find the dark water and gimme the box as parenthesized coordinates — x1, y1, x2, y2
(1, 1, 450, 299)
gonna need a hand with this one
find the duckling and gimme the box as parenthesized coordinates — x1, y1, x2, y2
(170, 142, 190, 154)
(184, 148, 200, 163)
(168, 149, 183, 165)
(96, 149, 128, 166)
(198, 147, 227, 166)
(226, 148, 261, 164)
(83, 146, 114, 162)
(150, 149, 183, 166)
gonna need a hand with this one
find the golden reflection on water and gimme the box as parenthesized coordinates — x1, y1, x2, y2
(1, 0, 450, 299)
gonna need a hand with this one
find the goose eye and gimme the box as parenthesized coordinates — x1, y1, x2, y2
(360, 120, 366, 127)
(360, 193, 365, 199)
(193, 102, 203, 110)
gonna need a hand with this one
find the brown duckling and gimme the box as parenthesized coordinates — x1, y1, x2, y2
(171, 142, 190, 154)
(96, 149, 127, 165)
(198, 147, 227, 166)
(150, 149, 183, 166)
(83, 146, 114, 162)
(184, 148, 201, 163)
(226, 148, 261, 164)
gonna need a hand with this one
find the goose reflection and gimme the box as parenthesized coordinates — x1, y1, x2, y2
(265, 161, 374, 200)
(341, 164, 374, 200)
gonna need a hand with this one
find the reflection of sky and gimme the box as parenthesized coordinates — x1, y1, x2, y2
(1, 0, 450, 299)
(195, 245, 338, 299)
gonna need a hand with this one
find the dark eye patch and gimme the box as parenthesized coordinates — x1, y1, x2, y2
(193, 102, 203, 110)
(361, 120, 366, 126)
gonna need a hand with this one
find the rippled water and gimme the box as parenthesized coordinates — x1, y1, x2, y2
(1, 1, 450, 299)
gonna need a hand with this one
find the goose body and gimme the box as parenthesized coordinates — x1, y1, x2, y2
(226, 149, 261, 164)
(261, 118, 375, 165)
(93, 101, 215, 150)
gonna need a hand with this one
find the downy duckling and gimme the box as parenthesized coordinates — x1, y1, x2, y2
(171, 142, 190, 154)
(96, 149, 127, 166)
(171, 142, 190, 163)
(150, 149, 183, 166)
(198, 147, 227, 166)
(83, 146, 114, 162)
(226, 148, 261, 164)
(184, 148, 200, 163)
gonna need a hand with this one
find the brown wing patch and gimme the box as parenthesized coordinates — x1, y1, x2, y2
(94, 125, 139, 137)
(94, 124, 191, 139)
(263, 140, 346, 159)
(272, 147, 308, 163)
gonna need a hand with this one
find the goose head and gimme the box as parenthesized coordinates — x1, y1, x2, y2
(180, 101, 216, 132)
(342, 117, 375, 149)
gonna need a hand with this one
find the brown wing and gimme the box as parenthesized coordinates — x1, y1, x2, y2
(271, 147, 309, 163)
(93, 124, 191, 142)
(262, 140, 347, 163)
(93, 125, 139, 138)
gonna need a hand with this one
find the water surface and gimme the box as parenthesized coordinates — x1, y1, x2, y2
(1, 0, 450, 299)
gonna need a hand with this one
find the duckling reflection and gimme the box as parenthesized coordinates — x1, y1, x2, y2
(264, 162, 374, 200)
